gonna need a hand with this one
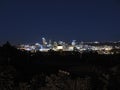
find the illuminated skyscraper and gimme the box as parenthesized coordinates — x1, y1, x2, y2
(42, 37, 47, 46)
(72, 40, 76, 46)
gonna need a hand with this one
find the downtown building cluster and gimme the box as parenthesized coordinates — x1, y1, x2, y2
(17, 38, 120, 54)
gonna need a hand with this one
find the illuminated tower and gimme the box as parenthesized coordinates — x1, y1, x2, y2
(53, 41, 58, 47)
(48, 40, 52, 45)
(42, 37, 47, 45)
(47, 40, 52, 49)
(72, 40, 76, 46)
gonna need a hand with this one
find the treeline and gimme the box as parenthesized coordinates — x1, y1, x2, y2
(0, 42, 120, 90)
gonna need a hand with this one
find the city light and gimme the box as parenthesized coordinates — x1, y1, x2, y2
(17, 37, 120, 54)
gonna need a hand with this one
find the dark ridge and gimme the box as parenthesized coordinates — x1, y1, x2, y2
(0, 42, 120, 89)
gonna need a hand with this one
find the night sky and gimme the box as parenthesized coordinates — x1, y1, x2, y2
(0, 0, 120, 44)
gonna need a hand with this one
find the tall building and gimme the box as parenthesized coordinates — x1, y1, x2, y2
(42, 37, 47, 46)
(72, 40, 76, 46)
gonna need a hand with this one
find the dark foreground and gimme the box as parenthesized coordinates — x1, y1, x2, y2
(0, 43, 120, 90)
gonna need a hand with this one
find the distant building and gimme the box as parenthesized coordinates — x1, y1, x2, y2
(68, 46, 74, 51)
(42, 37, 47, 46)
(72, 40, 76, 46)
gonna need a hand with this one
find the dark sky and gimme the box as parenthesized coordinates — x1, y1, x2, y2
(0, 0, 120, 44)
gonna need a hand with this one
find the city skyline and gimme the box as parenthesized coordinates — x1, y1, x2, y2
(0, 0, 120, 44)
